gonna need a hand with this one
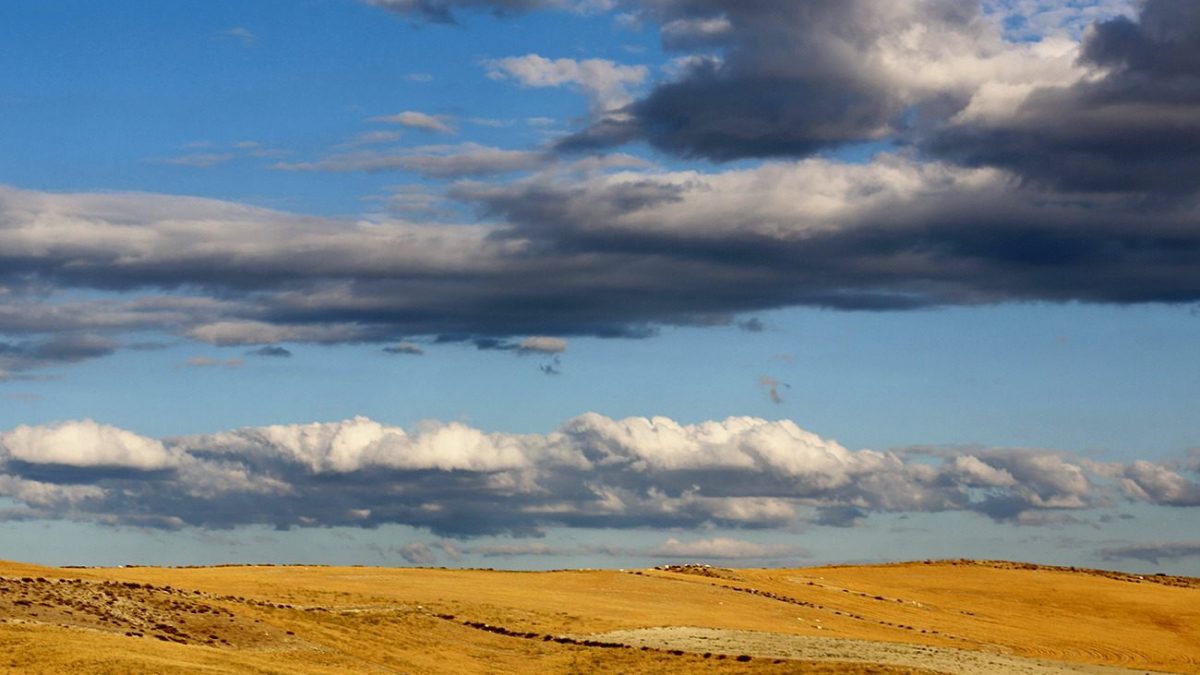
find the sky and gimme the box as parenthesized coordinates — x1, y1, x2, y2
(1, 0, 1199, 574)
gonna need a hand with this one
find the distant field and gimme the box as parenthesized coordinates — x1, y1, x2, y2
(1, 559, 1196, 674)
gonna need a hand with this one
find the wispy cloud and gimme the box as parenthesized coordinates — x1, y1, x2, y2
(247, 346, 292, 358)
(758, 375, 788, 405)
(364, 0, 599, 25)
(485, 54, 648, 113)
(151, 140, 287, 168)
(159, 153, 236, 168)
(342, 130, 405, 148)
(649, 537, 808, 560)
(221, 27, 257, 45)
(186, 356, 244, 369)
(383, 342, 424, 355)
(273, 143, 544, 177)
(1097, 542, 1200, 565)
(372, 111, 455, 134)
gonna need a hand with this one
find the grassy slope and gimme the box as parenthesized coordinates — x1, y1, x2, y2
(1, 559, 1195, 674)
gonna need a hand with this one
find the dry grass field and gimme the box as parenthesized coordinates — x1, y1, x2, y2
(0, 558, 1195, 674)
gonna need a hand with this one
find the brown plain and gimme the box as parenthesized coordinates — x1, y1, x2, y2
(0, 558, 1195, 674)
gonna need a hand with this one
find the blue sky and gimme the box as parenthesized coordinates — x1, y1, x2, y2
(2, 0, 1199, 574)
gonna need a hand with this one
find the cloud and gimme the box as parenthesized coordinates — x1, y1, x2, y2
(229, 141, 288, 159)
(0, 419, 174, 470)
(518, 336, 567, 354)
(152, 140, 287, 167)
(273, 143, 546, 177)
(1110, 460, 1200, 506)
(466, 542, 561, 557)
(364, 0, 1192, 199)
(649, 537, 806, 560)
(4, 122, 1200, 375)
(11, 107, 1200, 374)
(561, 1, 1086, 160)
(186, 322, 364, 347)
(1097, 541, 1200, 565)
(248, 345, 293, 358)
(221, 27, 257, 45)
(383, 342, 425, 355)
(812, 505, 867, 528)
(0, 474, 105, 511)
(0, 335, 118, 376)
(158, 153, 236, 168)
(5, 145, 1200, 378)
(0, 413, 1193, 535)
(929, 0, 1200, 193)
(342, 131, 405, 148)
(372, 111, 455, 134)
(462, 154, 1200, 309)
(738, 318, 764, 333)
(486, 54, 648, 112)
(758, 375, 787, 405)
(396, 542, 439, 565)
(983, 0, 1137, 41)
(186, 356, 244, 369)
(365, 0, 585, 24)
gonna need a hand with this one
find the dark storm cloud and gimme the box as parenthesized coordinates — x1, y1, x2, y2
(562, 0, 933, 160)
(1, 414, 1196, 536)
(362, 0, 1004, 163)
(927, 0, 1200, 192)
(365, 0, 1195, 199)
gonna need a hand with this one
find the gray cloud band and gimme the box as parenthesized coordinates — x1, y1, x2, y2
(0, 414, 1196, 535)
(3, 148, 1200, 376)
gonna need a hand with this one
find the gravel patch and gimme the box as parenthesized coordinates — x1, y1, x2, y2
(587, 627, 1168, 675)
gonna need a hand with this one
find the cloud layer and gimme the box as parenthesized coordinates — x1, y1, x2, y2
(5, 143, 1200, 375)
(4, 0, 1200, 378)
(0, 414, 1195, 536)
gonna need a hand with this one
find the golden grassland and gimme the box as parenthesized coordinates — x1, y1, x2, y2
(0, 558, 1196, 674)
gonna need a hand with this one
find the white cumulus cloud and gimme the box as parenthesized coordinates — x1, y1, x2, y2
(486, 54, 648, 112)
(0, 420, 175, 470)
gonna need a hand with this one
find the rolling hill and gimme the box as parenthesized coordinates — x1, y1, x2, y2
(1, 559, 1196, 674)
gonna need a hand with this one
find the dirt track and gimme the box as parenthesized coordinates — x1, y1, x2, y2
(588, 627, 1171, 675)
